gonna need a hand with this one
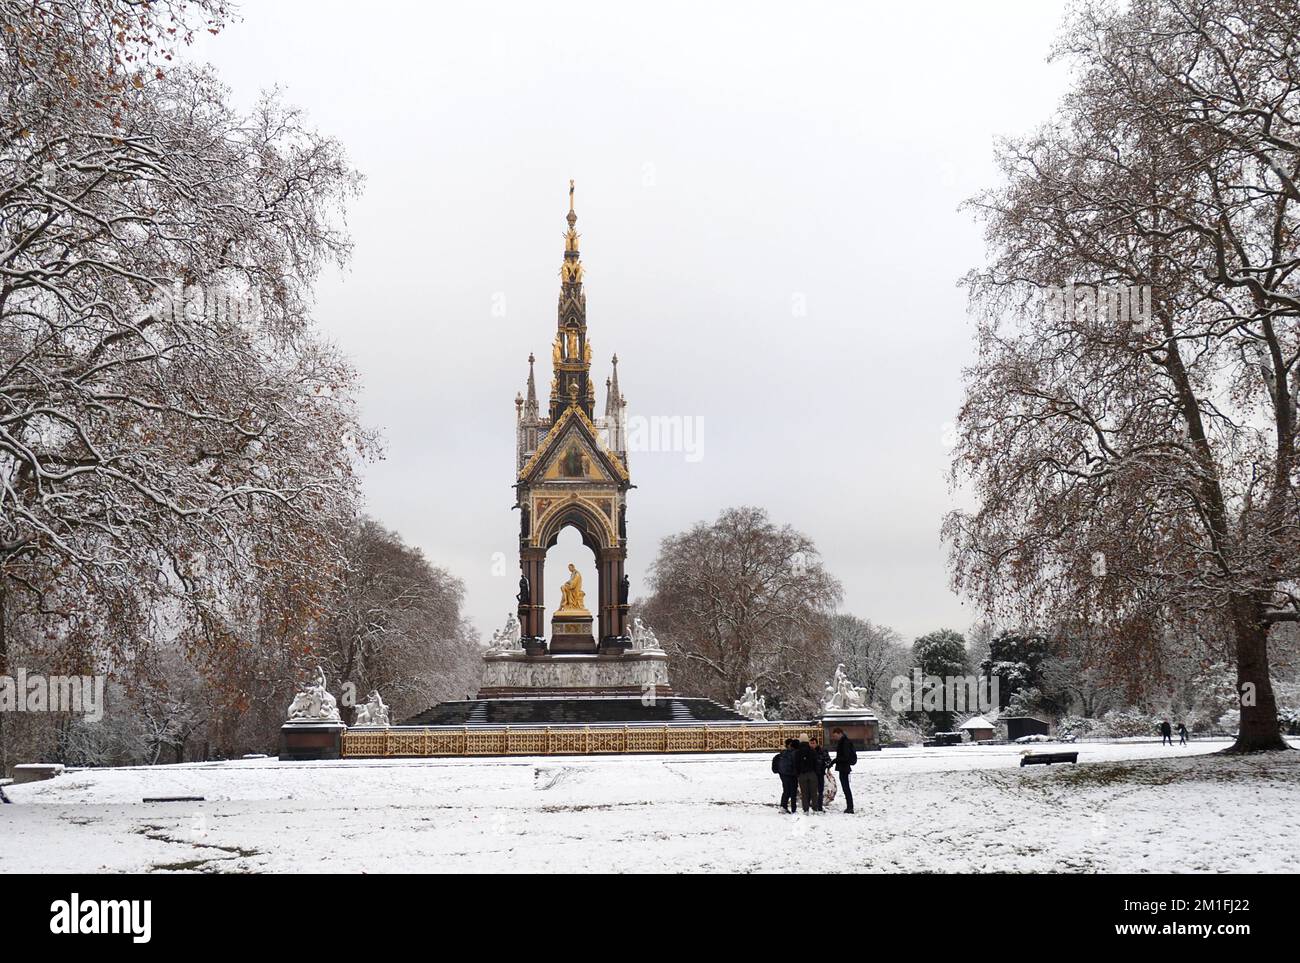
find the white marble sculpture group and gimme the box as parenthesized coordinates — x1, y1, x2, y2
(823, 663, 871, 712)
(352, 689, 391, 727)
(487, 613, 522, 653)
(734, 684, 768, 721)
(630, 617, 663, 651)
(286, 666, 342, 723)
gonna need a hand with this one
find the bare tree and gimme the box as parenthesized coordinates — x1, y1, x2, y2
(1, 1, 367, 765)
(639, 506, 842, 716)
(1040, 631, 1124, 719)
(317, 518, 480, 724)
(827, 613, 908, 705)
(947, 0, 1300, 751)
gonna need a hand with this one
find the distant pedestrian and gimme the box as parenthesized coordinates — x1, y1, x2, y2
(1176, 722, 1188, 745)
(795, 737, 821, 813)
(1160, 720, 1173, 746)
(775, 738, 799, 813)
(830, 727, 857, 814)
(809, 735, 831, 810)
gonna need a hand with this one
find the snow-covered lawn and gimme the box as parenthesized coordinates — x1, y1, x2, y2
(3, 739, 1297, 873)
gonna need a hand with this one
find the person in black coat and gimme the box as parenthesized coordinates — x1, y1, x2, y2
(809, 735, 831, 810)
(1160, 720, 1173, 746)
(774, 739, 799, 813)
(830, 727, 856, 814)
(794, 739, 821, 813)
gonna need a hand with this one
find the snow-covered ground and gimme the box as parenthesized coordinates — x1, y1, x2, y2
(3, 739, 1297, 873)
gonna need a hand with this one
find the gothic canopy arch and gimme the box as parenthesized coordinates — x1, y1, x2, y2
(513, 182, 631, 649)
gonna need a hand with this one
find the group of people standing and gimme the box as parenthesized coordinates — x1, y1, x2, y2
(772, 727, 857, 814)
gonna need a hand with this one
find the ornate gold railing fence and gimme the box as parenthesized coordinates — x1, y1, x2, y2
(341, 722, 821, 759)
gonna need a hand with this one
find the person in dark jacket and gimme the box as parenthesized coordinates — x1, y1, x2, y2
(776, 739, 799, 812)
(771, 746, 783, 804)
(809, 735, 831, 810)
(1160, 720, 1173, 746)
(794, 738, 821, 813)
(831, 727, 856, 814)
(1176, 722, 1188, 745)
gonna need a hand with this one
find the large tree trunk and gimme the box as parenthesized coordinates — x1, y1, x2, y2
(1229, 599, 1288, 753)
(0, 577, 7, 777)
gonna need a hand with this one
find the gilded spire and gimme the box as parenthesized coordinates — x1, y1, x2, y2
(552, 180, 592, 421)
(561, 179, 582, 277)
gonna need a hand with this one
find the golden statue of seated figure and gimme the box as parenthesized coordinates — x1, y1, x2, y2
(557, 563, 589, 614)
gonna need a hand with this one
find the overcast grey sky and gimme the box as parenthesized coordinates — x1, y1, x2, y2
(191, 0, 1072, 643)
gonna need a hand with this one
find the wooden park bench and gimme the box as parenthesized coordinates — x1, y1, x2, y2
(1019, 751, 1079, 767)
